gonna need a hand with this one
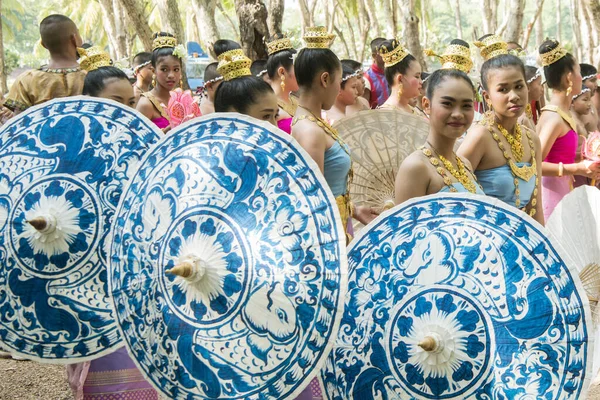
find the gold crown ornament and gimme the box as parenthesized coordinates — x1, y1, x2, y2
(303, 26, 335, 49)
(152, 35, 178, 51)
(424, 43, 473, 73)
(379, 40, 410, 68)
(267, 36, 293, 56)
(77, 46, 112, 72)
(474, 35, 508, 61)
(217, 49, 252, 81)
(540, 41, 568, 67)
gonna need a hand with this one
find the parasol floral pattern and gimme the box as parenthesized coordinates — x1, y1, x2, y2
(109, 115, 347, 399)
(0, 98, 160, 361)
(322, 194, 591, 400)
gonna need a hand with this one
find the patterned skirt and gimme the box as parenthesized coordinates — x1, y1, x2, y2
(67, 346, 158, 400)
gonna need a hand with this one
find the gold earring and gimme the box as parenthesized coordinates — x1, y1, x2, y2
(398, 82, 403, 101)
(280, 75, 286, 92)
(152, 75, 156, 88)
(180, 79, 184, 88)
(566, 82, 573, 97)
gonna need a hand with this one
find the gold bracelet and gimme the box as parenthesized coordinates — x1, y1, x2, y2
(558, 162, 564, 177)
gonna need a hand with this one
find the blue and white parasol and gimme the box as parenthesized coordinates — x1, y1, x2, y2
(0, 97, 161, 361)
(108, 113, 348, 399)
(322, 193, 592, 399)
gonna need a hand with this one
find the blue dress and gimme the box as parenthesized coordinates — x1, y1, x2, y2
(475, 163, 536, 208)
(440, 182, 485, 194)
(323, 141, 351, 197)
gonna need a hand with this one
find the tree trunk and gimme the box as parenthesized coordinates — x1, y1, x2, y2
(365, 0, 381, 37)
(0, 0, 6, 95)
(481, 0, 494, 33)
(491, 0, 498, 31)
(570, 0, 583, 60)
(113, 0, 128, 59)
(535, 0, 544, 48)
(583, 0, 600, 43)
(234, 0, 270, 60)
(298, 0, 315, 34)
(382, 0, 397, 37)
(451, 0, 463, 39)
(216, 2, 240, 41)
(118, 0, 153, 51)
(98, 0, 128, 60)
(186, 11, 201, 44)
(400, 0, 426, 69)
(193, 0, 220, 58)
(98, 0, 120, 60)
(421, 0, 428, 48)
(357, 0, 371, 62)
(522, 0, 545, 49)
(267, 0, 285, 36)
(557, 0, 562, 42)
(581, 0, 597, 64)
(504, 0, 525, 43)
(336, 0, 359, 60)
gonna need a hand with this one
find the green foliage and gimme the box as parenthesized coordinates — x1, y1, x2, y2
(4, 49, 19, 73)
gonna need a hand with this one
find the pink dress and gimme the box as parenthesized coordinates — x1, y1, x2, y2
(151, 117, 170, 129)
(542, 129, 578, 220)
(277, 117, 292, 134)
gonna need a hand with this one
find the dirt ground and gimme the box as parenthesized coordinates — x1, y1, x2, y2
(1, 357, 600, 399)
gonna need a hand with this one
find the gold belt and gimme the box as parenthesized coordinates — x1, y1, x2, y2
(335, 194, 353, 244)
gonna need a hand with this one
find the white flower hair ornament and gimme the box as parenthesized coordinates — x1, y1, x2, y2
(172, 44, 187, 60)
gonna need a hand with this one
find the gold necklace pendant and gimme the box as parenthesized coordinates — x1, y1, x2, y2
(497, 122, 524, 162)
(421, 145, 479, 194)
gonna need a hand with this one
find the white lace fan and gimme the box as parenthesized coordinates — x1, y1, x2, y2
(333, 109, 429, 232)
(546, 186, 600, 320)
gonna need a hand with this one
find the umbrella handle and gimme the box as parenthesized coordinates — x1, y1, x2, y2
(166, 257, 206, 281)
(27, 215, 57, 233)
(418, 336, 438, 352)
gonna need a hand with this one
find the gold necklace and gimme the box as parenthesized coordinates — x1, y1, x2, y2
(541, 105, 577, 131)
(421, 143, 480, 194)
(497, 121, 524, 162)
(481, 116, 539, 216)
(277, 97, 297, 117)
(525, 104, 533, 120)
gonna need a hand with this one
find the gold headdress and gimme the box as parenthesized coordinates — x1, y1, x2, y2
(153, 34, 178, 51)
(77, 46, 112, 72)
(303, 26, 335, 49)
(267, 36, 293, 56)
(379, 40, 410, 68)
(474, 35, 508, 61)
(540, 41, 568, 67)
(217, 49, 252, 81)
(424, 43, 473, 73)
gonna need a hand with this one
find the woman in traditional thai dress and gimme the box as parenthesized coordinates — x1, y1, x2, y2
(323, 62, 360, 124)
(265, 34, 299, 134)
(66, 47, 159, 400)
(292, 27, 377, 240)
(519, 65, 543, 130)
(377, 39, 425, 117)
(213, 49, 279, 125)
(291, 26, 378, 399)
(136, 32, 185, 131)
(458, 34, 544, 224)
(343, 59, 371, 116)
(395, 68, 483, 203)
(536, 40, 600, 220)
